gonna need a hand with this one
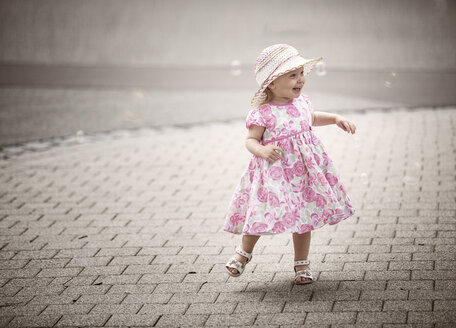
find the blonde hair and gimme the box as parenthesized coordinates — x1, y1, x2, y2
(258, 87, 273, 107)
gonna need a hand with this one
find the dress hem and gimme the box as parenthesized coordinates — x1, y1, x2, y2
(223, 208, 355, 236)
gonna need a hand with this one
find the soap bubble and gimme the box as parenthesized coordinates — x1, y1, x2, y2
(76, 130, 85, 143)
(134, 90, 144, 99)
(360, 172, 369, 185)
(230, 60, 242, 76)
(384, 71, 399, 88)
(315, 60, 327, 76)
(353, 135, 361, 149)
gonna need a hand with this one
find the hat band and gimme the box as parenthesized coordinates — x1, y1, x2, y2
(254, 46, 289, 74)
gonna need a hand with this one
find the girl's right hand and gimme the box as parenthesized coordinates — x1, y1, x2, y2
(258, 145, 284, 163)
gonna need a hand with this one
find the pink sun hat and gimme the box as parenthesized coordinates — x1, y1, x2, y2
(251, 44, 323, 107)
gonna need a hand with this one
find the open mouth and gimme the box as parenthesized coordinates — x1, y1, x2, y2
(293, 87, 301, 93)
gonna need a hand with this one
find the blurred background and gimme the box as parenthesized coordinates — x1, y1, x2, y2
(0, 0, 455, 145)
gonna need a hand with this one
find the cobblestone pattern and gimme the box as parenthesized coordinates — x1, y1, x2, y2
(0, 108, 455, 327)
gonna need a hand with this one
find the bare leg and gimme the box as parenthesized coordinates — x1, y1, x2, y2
(292, 231, 312, 282)
(227, 234, 261, 274)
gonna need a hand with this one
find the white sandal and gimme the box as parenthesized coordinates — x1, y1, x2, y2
(294, 259, 314, 284)
(225, 245, 253, 277)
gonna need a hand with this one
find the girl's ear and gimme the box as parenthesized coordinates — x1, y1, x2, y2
(268, 82, 275, 90)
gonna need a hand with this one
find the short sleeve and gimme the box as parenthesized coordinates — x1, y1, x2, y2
(245, 108, 266, 129)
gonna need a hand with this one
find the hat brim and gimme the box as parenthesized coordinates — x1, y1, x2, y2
(251, 56, 323, 108)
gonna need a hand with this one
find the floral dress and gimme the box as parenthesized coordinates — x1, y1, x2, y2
(223, 94, 355, 235)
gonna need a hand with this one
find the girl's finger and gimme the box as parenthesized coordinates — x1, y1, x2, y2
(274, 146, 283, 152)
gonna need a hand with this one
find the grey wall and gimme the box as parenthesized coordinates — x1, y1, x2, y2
(1, 0, 455, 71)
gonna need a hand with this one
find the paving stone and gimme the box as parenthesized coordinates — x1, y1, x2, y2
(122, 264, 169, 275)
(135, 246, 181, 256)
(78, 265, 125, 276)
(339, 280, 386, 290)
(312, 290, 360, 301)
(54, 314, 110, 327)
(291, 280, 340, 294)
(435, 280, 456, 290)
(94, 274, 141, 285)
(40, 304, 93, 316)
(76, 293, 126, 304)
(356, 311, 407, 324)
(411, 270, 456, 280)
(304, 312, 357, 325)
(199, 282, 247, 293)
(186, 302, 236, 315)
(168, 292, 218, 303)
(283, 300, 333, 312)
(364, 270, 411, 280)
(109, 255, 153, 266)
(138, 303, 188, 315)
(360, 290, 408, 300)
(343, 261, 388, 271)
(106, 314, 161, 326)
(388, 260, 433, 270)
(54, 248, 99, 258)
(60, 284, 111, 297)
(383, 300, 432, 311)
(7, 314, 61, 327)
(89, 303, 141, 314)
(96, 247, 141, 257)
(205, 313, 256, 326)
(319, 270, 365, 281)
(233, 301, 284, 314)
(368, 253, 411, 262)
(151, 282, 202, 293)
(28, 294, 80, 305)
(0, 268, 40, 279)
(216, 291, 264, 303)
(155, 314, 209, 327)
(108, 284, 157, 294)
(0, 316, 13, 327)
(0, 305, 46, 316)
(408, 290, 456, 300)
(15, 284, 66, 297)
(65, 256, 111, 267)
(408, 311, 456, 324)
(255, 312, 306, 326)
(324, 253, 368, 262)
(386, 280, 434, 290)
(433, 300, 456, 311)
(122, 293, 172, 304)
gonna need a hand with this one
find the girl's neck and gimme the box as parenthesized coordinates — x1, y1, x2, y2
(269, 96, 294, 106)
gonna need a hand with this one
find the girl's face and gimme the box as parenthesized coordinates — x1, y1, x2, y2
(267, 67, 305, 104)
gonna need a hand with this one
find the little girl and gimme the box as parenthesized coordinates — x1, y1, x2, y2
(223, 44, 356, 284)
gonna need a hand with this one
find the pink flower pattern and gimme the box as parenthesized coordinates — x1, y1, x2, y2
(224, 94, 355, 235)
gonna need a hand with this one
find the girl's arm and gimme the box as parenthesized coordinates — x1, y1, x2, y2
(312, 112, 356, 134)
(245, 125, 283, 162)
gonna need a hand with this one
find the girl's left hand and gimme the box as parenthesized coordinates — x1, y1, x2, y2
(335, 115, 356, 134)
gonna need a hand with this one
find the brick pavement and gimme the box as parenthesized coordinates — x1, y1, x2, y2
(0, 107, 455, 327)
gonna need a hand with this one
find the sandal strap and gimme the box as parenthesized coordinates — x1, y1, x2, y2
(226, 258, 244, 273)
(294, 259, 310, 266)
(295, 269, 313, 279)
(235, 245, 252, 262)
